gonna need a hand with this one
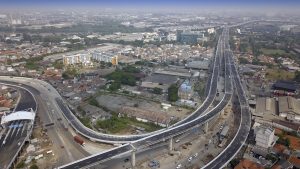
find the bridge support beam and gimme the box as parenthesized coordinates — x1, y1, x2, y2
(204, 122, 209, 133)
(131, 150, 136, 168)
(169, 137, 173, 152)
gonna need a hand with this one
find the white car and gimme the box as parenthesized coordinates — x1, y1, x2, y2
(188, 156, 193, 162)
(176, 164, 182, 169)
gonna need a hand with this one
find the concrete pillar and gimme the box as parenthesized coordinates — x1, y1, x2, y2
(169, 137, 173, 152)
(204, 122, 209, 133)
(131, 150, 136, 168)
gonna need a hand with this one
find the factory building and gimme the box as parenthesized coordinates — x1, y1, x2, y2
(278, 96, 300, 123)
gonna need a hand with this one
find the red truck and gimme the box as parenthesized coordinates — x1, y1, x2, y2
(74, 135, 85, 146)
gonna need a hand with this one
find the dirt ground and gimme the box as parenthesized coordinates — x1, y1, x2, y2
(96, 93, 192, 120)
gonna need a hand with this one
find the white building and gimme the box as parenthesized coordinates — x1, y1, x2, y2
(91, 51, 118, 65)
(167, 33, 177, 41)
(255, 125, 276, 149)
(207, 28, 215, 34)
(63, 53, 92, 67)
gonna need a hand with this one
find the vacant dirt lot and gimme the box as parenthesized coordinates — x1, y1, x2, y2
(96, 93, 192, 120)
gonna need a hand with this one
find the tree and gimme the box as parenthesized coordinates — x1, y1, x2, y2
(239, 58, 250, 64)
(30, 164, 39, 169)
(168, 84, 179, 102)
(109, 82, 121, 91)
(153, 87, 163, 95)
(294, 71, 300, 82)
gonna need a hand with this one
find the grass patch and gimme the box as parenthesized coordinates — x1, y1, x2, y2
(260, 48, 287, 55)
(96, 115, 163, 133)
(78, 116, 92, 129)
(265, 68, 295, 81)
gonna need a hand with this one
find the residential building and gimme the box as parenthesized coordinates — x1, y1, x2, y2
(177, 30, 204, 44)
(255, 125, 276, 149)
(91, 51, 118, 65)
(63, 53, 92, 66)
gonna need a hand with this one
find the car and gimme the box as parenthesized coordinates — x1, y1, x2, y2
(194, 153, 198, 157)
(188, 156, 193, 162)
(176, 164, 182, 169)
(175, 139, 180, 143)
(124, 158, 129, 162)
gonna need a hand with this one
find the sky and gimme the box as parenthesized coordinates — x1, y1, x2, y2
(1, 0, 300, 7)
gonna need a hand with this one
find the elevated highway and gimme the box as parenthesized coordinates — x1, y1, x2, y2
(58, 29, 234, 169)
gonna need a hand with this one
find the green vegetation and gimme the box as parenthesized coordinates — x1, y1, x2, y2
(88, 97, 100, 107)
(238, 57, 250, 64)
(152, 87, 163, 95)
(243, 72, 255, 76)
(294, 71, 300, 83)
(106, 71, 137, 86)
(106, 66, 141, 86)
(122, 65, 141, 73)
(96, 114, 162, 133)
(260, 48, 288, 55)
(78, 116, 92, 129)
(53, 60, 64, 69)
(30, 164, 39, 169)
(266, 154, 278, 163)
(109, 81, 121, 91)
(277, 137, 290, 147)
(62, 66, 79, 79)
(24, 56, 44, 70)
(25, 61, 39, 70)
(16, 160, 25, 168)
(168, 84, 179, 102)
(194, 79, 206, 99)
(230, 159, 240, 168)
(265, 68, 295, 81)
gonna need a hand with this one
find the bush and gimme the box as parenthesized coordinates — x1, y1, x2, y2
(16, 161, 25, 168)
(88, 97, 99, 107)
(30, 164, 39, 169)
(109, 82, 121, 91)
(153, 87, 163, 94)
(168, 84, 178, 102)
(106, 71, 137, 86)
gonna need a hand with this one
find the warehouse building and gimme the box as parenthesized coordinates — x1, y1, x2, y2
(278, 96, 300, 123)
(273, 81, 298, 94)
(254, 97, 276, 118)
(141, 74, 179, 92)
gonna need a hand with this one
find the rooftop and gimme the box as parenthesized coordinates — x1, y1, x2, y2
(254, 97, 276, 117)
(144, 74, 178, 85)
(273, 81, 297, 92)
(278, 96, 300, 115)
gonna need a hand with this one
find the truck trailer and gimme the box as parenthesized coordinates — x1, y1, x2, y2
(74, 135, 85, 146)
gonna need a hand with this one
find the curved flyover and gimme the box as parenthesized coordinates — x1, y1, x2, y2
(0, 32, 224, 144)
